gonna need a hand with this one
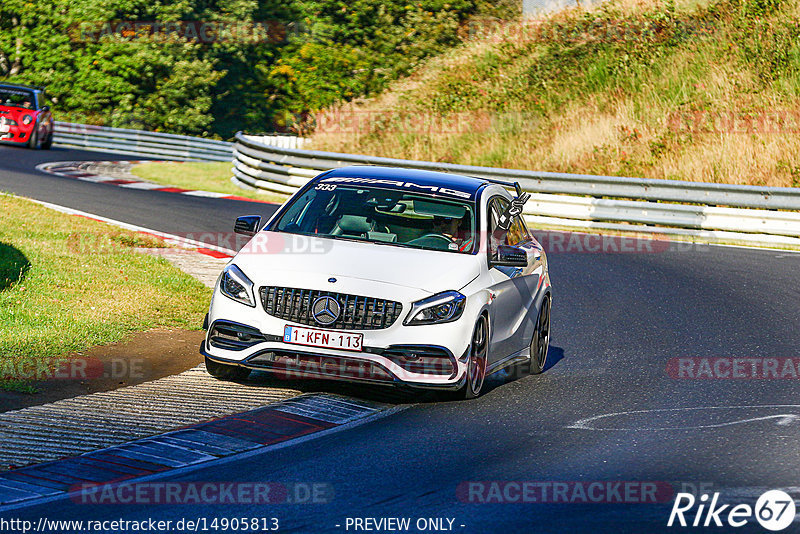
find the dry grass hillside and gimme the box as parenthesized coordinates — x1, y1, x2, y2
(312, 0, 800, 187)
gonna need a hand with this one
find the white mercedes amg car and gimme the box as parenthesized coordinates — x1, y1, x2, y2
(201, 166, 551, 398)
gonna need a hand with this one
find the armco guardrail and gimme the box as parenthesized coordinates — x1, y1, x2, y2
(45, 122, 800, 246)
(233, 132, 800, 247)
(53, 122, 234, 162)
(234, 133, 800, 211)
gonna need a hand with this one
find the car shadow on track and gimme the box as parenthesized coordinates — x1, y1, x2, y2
(481, 345, 565, 396)
(240, 370, 432, 405)
(234, 345, 566, 406)
(544, 345, 566, 372)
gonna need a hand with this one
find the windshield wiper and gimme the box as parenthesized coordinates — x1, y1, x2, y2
(362, 240, 461, 253)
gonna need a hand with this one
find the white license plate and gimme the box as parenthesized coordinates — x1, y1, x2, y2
(284, 325, 363, 352)
(0, 124, 9, 133)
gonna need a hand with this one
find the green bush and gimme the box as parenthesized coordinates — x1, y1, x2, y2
(0, 0, 517, 138)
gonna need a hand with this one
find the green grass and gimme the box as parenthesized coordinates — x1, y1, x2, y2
(0, 194, 212, 392)
(130, 161, 288, 203)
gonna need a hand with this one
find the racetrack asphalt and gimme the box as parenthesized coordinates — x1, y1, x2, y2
(2, 143, 800, 533)
(0, 145, 279, 238)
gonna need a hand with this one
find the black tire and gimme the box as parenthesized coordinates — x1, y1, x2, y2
(453, 315, 489, 400)
(528, 295, 551, 375)
(26, 125, 39, 149)
(205, 355, 250, 381)
(40, 130, 52, 150)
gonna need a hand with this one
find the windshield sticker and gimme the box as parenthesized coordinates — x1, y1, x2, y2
(492, 190, 531, 252)
(319, 177, 473, 199)
(497, 191, 530, 232)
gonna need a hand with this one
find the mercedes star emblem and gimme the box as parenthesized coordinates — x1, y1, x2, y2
(312, 296, 341, 325)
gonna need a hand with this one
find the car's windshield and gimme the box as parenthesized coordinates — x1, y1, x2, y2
(272, 182, 477, 254)
(0, 89, 34, 109)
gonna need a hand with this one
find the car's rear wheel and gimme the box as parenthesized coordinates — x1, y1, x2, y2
(458, 315, 489, 399)
(205, 355, 250, 381)
(40, 130, 52, 150)
(528, 295, 551, 374)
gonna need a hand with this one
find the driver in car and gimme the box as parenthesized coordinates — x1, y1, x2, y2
(432, 216, 474, 252)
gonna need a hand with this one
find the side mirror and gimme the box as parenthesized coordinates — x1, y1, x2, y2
(234, 215, 261, 236)
(492, 245, 528, 267)
(41, 106, 50, 112)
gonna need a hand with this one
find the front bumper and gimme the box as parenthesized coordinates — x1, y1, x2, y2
(0, 127, 31, 144)
(201, 337, 469, 391)
(203, 306, 477, 391)
(203, 272, 489, 390)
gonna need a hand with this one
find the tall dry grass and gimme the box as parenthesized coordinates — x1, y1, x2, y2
(311, 0, 800, 187)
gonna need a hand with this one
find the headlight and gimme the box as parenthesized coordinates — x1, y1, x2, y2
(22, 115, 32, 125)
(404, 290, 466, 325)
(219, 264, 256, 307)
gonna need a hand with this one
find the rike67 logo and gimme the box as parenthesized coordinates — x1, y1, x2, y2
(668, 490, 796, 531)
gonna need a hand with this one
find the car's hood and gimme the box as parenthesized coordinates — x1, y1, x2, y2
(232, 231, 481, 296)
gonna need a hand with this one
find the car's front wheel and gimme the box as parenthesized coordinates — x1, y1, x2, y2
(528, 295, 551, 374)
(26, 126, 39, 149)
(456, 315, 489, 399)
(205, 356, 251, 381)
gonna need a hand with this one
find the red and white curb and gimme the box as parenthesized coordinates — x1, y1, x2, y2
(36, 160, 274, 204)
(0, 387, 396, 511)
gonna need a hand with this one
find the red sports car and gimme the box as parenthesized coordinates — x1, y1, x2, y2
(0, 83, 54, 149)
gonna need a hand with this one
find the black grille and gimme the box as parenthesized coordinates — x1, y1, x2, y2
(246, 350, 396, 382)
(259, 286, 403, 330)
